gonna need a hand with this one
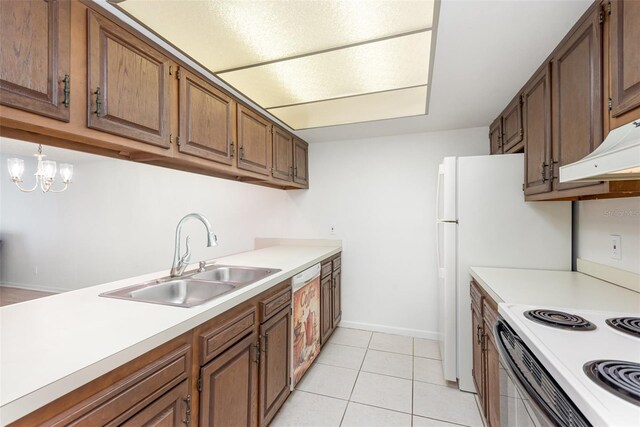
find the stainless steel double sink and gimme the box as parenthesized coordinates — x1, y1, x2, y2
(100, 265, 281, 308)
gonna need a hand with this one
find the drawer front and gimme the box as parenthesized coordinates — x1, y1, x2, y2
(50, 345, 191, 426)
(201, 307, 256, 365)
(470, 281, 483, 314)
(260, 286, 291, 323)
(332, 256, 341, 271)
(321, 262, 332, 278)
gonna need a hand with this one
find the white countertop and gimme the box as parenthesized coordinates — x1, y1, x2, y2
(469, 267, 640, 313)
(0, 243, 341, 425)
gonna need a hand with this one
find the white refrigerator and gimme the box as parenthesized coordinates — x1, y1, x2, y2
(436, 154, 571, 392)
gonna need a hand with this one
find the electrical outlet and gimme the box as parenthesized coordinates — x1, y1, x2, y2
(610, 235, 621, 260)
(329, 224, 336, 235)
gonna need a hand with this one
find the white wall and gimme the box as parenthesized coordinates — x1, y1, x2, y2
(0, 152, 290, 291)
(281, 127, 489, 338)
(575, 197, 640, 274)
(1, 127, 487, 338)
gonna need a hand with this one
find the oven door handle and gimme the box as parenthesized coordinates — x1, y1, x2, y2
(494, 320, 573, 427)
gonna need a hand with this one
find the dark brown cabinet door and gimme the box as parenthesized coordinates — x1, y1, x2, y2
(237, 105, 271, 176)
(293, 138, 309, 186)
(501, 96, 523, 152)
(259, 307, 291, 426)
(610, 0, 640, 117)
(332, 268, 342, 327)
(87, 11, 171, 148)
(551, 6, 603, 191)
(272, 127, 293, 182)
(489, 118, 502, 154)
(320, 275, 333, 344)
(523, 64, 553, 196)
(471, 307, 484, 410)
(484, 332, 500, 427)
(179, 68, 235, 164)
(0, 0, 70, 121)
(200, 332, 258, 427)
(121, 380, 189, 427)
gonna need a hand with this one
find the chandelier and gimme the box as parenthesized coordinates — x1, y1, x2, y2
(7, 144, 74, 193)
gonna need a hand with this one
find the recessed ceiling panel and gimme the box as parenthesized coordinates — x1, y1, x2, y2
(119, 0, 435, 71)
(268, 86, 428, 129)
(218, 31, 431, 108)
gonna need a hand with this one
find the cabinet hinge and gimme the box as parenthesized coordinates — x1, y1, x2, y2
(519, 127, 523, 137)
(176, 136, 181, 146)
(176, 68, 182, 80)
(608, 97, 612, 111)
(522, 183, 525, 192)
(599, 10, 604, 24)
(197, 376, 202, 392)
(169, 65, 173, 76)
(607, 1, 611, 15)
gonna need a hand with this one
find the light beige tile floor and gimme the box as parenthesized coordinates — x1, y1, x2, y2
(272, 327, 485, 427)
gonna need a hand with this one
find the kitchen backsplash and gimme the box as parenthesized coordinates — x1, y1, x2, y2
(575, 196, 640, 274)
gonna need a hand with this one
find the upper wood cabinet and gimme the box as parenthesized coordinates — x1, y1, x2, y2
(489, 118, 502, 155)
(501, 95, 524, 153)
(178, 67, 235, 165)
(523, 64, 553, 196)
(609, 0, 640, 118)
(0, 0, 70, 121)
(551, 5, 603, 192)
(272, 127, 294, 182)
(293, 138, 309, 187)
(87, 10, 172, 149)
(237, 105, 272, 176)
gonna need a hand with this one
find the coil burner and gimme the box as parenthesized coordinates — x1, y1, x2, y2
(606, 317, 640, 338)
(584, 360, 640, 406)
(524, 309, 596, 331)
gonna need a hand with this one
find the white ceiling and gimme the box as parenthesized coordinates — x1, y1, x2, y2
(297, 0, 592, 143)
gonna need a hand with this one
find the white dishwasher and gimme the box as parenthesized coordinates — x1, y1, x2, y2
(291, 263, 321, 388)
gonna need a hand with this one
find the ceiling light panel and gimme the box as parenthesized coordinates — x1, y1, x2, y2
(268, 86, 428, 129)
(218, 31, 431, 108)
(119, 0, 435, 72)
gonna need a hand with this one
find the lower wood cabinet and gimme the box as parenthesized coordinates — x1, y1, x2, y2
(122, 379, 190, 427)
(259, 307, 291, 426)
(320, 254, 342, 344)
(470, 280, 500, 427)
(200, 332, 259, 427)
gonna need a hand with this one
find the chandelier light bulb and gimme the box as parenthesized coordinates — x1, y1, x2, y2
(7, 158, 25, 181)
(59, 163, 73, 182)
(41, 160, 57, 180)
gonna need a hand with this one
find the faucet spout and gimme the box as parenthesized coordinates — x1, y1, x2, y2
(171, 213, 217, 277)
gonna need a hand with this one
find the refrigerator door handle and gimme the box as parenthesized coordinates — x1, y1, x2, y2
(436, 164, 446, 277)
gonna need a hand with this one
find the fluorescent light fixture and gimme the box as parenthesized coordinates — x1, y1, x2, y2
(117, 0, 438, 129)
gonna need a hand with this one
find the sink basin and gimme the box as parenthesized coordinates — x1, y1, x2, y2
(100, 265, 281, 308)
(190, 265, 280, 284)
(101, 279, 237, 308)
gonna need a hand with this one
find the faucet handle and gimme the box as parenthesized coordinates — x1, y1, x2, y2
(198, 261, 207, 272)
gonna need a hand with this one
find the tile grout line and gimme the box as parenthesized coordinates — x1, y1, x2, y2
(338, 330, 372, 426)
(411, 336, 415, 427)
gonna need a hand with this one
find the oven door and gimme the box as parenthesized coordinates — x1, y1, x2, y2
(495, 319, 591, 427)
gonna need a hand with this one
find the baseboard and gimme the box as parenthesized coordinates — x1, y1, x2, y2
(338, 320, 439, 340)
(0, 281, 65, 294)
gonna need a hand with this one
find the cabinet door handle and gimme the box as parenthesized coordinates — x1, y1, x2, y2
(476, 325, 482, 345)
(94, 87, 102, 116)
(230, 141, 235, 157)
(541, 162, 549, 182)
(263, 334, 268, 353)
(294, 166, 298, 177)
(62, 74, 70, 108)
(182, 395, 191, 427)
(254, 340, 260, 363)
(239, 146, 245, 160)
(289, 166, 293, 178)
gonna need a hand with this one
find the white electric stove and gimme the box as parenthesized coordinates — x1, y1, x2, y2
(497, 303, 640, 427)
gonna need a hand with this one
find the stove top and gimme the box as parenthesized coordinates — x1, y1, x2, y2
(525, 309, 596, 330)
(499, 304, 640, 427)
(584, 360, 640, 406)
(606, 317, 640, 338)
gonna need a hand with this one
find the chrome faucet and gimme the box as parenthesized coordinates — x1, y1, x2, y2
(171, 213, 217, 277)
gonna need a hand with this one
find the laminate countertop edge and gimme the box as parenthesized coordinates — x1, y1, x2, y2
(0, 244, 341, 425)
(469, 266, 640, 314)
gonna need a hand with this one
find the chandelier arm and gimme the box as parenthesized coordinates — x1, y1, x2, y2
(13, 179, 39, 193)
(47, 182, 70, 193)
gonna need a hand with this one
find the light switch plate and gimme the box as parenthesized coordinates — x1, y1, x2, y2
(610, 235, 621, 260)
